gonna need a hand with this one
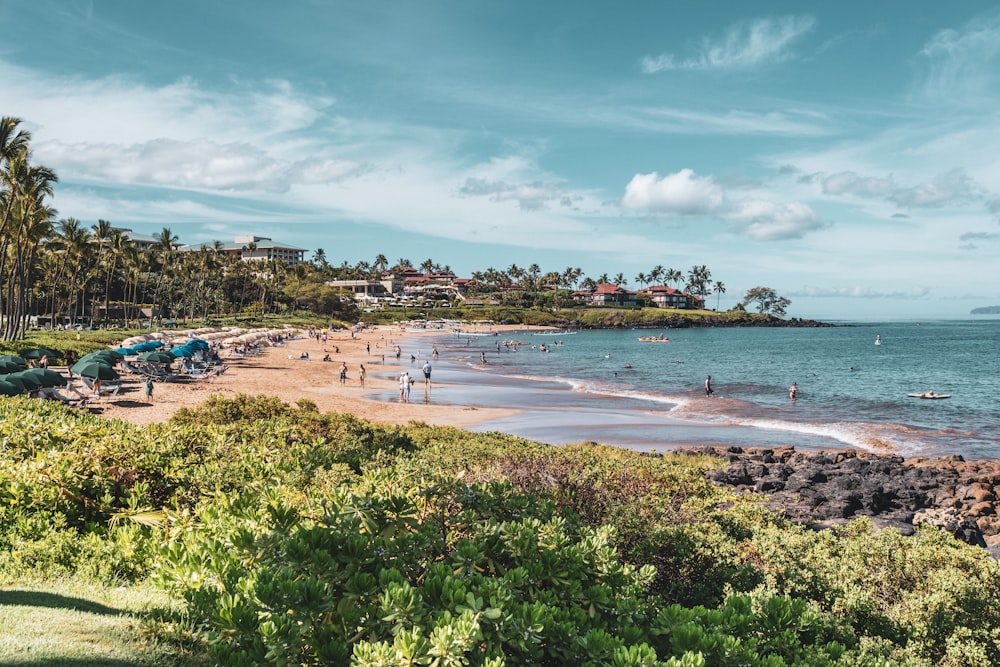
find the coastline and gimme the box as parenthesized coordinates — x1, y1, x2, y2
(69, 322, 1000, 554)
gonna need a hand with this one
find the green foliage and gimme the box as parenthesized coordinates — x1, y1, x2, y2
(3, 395, 1000, 664)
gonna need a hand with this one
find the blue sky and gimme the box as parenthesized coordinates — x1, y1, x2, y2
(1, 1, 998, 320)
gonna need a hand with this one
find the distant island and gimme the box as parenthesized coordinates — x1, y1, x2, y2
(971, 306, 1000, 314)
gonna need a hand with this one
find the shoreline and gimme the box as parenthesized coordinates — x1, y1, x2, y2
(92, 324, 525, 429)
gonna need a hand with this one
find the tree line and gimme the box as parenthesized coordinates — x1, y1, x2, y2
(1, 115, 789, 340)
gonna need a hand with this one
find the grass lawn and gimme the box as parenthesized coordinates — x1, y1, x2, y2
(0, 579, 205, 666)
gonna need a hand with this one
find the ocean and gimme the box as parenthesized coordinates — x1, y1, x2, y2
(376, 319, 1000, 459)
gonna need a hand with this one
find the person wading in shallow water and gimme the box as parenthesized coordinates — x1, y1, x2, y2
(705, 375, 714, 397)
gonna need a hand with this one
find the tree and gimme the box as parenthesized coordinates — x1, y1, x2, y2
(712, 281, 726, 311)
(741, 286, 791, 317)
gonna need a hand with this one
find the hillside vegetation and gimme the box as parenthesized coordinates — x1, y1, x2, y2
(1, 395, 998, 666)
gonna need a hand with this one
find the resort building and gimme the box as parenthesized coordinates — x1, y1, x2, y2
(572, 283, 637, 307)
(177, 235, 307, 265)
(638, 285, 704, 309)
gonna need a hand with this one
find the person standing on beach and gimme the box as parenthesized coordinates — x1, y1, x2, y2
(339, 362, 348, 385)
(358, 364, 366, 388)
(422, 360, 432, 387)
(145, 377, 154, 403)
(705, 375, 714, 397)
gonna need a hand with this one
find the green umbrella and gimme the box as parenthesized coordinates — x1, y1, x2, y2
(0, 380, 22, 396)
(21, 367, 66, 388)
(80, 350, 123, 363)
(21, 347, 60, 360)
(6, 371, 40, 390)
(0, 354, 27, 368)
(137, 350, 175, 364)
(0, 375, 28, 392)
(0, 360, 24, 374)
(70, 360, 120, 381)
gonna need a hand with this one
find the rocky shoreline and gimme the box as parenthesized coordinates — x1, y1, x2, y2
(696, 446, 1000, 556)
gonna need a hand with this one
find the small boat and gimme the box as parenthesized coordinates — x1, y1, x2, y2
(907, 392, 951, 399)
(638, 336, 670, 342)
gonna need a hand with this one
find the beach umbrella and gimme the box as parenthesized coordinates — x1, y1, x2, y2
(79, 350, 122, 363)
(114, 347, 138, 355)
(0, 354, 27, 368)
(0, 380, 22, 396)
(21, 347, 60, 360)
(21, 367, 67, 387)
(186, 338, 210, 350)
(0, 360, 25, 373)
(0, 375, 28, 392)
(6, 371, 40, 390)
(137, 350, 175, 364)
(70, 360, 120, 380)
(134, 340, 164, 351)
(169, 345, 196, 358)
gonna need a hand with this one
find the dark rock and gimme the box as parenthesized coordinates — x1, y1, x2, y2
(696, 445, 1000, 552)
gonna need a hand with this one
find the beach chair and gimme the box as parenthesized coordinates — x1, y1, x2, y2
(81, 376, 122, 397)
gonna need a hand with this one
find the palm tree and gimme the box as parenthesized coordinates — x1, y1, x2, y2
(152, 227, 179, 323)
(649, 265, 664, 286)
(665, 268, 683, 289)
(712, 280, 726, 311)
(635, 272, 648, 291)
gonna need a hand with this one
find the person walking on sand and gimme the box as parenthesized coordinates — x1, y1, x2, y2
(339, 362, 348, 385)
(705, 375, 714, 397)
(145, 377, 154, 403)
(399, 371, 411, 402)
(422, 360, 432, 387)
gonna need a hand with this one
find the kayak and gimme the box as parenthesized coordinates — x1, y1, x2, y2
(907, 393, 951, 399)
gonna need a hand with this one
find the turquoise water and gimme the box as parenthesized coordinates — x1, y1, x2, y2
(382, 320, 999, 458)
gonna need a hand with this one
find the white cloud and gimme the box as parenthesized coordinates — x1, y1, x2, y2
(918, 11, 1000, 103)
(788, 286, 932, 299)
(621, 169, 723, 214)
(723, 199, 830, 241)
(820, 171, 895, 198)
(888, 168, 981, 208)
(641, 15, 816, 73)
(621, 168, 828, 241)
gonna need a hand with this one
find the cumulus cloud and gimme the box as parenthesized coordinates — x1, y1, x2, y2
(888, 168, 981, 208)
(621, 169, 723, 214)
(641, 15, 816, 73)
(621, 168, 829, 241)
(806, 167, 986, 210)
(821, 171, 895, 198)
(723, 199, 830, 241)
(788, 286, 932, 299)
(457, 177, 568, 211)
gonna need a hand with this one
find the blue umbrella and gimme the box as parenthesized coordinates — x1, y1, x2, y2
(134, 341, 164, 351)
(186, 338, 210, 350)
(115, 347, 138, 355)
(169, 345, 196, 357)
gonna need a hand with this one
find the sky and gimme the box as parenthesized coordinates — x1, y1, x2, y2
(1, 1, 999, 320)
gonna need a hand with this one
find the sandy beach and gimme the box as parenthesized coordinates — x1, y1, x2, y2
(88, 325, 519, 429)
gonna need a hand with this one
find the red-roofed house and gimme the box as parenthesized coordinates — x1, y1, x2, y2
(572, 283, 637, 306)
(640, 285, 703, 309)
